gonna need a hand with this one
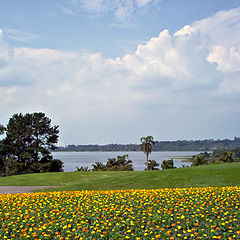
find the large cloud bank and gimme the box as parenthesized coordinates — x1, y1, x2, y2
(1, 8, 240, 143)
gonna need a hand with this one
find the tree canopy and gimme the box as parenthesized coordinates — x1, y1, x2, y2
(0, 112, 63, 176)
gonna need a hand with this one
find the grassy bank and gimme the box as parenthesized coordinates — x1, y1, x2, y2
(0, 162, 240, 192)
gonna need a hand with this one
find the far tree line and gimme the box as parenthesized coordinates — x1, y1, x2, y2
(56, 137, 240, 152)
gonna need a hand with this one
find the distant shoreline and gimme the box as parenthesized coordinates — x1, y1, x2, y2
(54, 137, 240, 152)
(52, 150, 200, 152)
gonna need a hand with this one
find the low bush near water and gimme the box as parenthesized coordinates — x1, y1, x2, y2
(0, 187, 240, 239)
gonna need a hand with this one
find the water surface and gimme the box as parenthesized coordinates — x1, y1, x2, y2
(52, 151, 199, 172)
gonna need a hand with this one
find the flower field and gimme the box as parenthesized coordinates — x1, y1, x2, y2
(0, 187, 240, 239)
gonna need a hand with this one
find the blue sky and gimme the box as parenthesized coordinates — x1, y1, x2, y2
(0, 0, 240, 144)
(1, 0, 239, 57)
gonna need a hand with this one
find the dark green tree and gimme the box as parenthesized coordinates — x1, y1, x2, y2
(1, 112, 63, 175)
(0, 124, 6, 174)
(3, 112, 59, 164)
(140, 136, 155, 170)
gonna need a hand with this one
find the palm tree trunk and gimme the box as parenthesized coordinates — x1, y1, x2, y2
(146, 152, 149, 170)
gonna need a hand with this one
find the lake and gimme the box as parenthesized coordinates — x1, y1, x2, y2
(52, 151, 200, 172)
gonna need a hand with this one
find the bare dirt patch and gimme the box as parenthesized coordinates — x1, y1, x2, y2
(0, 186, 59, 194)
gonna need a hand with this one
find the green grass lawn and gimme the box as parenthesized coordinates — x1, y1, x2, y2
(0, 162, 240, 192)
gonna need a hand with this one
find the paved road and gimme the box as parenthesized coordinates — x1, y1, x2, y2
(0, 186, 59, 194)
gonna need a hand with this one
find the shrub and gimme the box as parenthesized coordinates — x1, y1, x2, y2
(105, 154, 133, 171)
(48, 159, 64, 172)
(75, 166, 90, 172)
(92, 161, 106, 171)
(161, 159, 175, 169)
(92, 154, 134, 171)
(0, 158, 64, 176)
(192, 154, 208, 166)
(145, 159, 159, 170)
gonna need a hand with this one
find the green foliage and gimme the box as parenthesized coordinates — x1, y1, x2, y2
(145, 159, 159, 170)
(0, 125, 5, 157)
(233, 147, 240, 158)
(106, 154, 133, 170)
(154, 137, 240, 151)
(92, 154, 133, 171)
(92, 161, 106, 171)
(192, 152, 209, 166)
(3, 112, 59, 163)
(48, 159, 64, 172)
(140, 136, 155, 170)
(161, 159, 175, 169)
(215, 151, 233, 164)
(1, 157, 21, 177)
(75, 166, 90, 172)
(0, 157, 64, 176)
(191, 148, 240, 166)
(0, 112, 62, 176)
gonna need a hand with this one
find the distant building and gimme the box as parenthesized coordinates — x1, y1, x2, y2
(57, 140, 66, 148)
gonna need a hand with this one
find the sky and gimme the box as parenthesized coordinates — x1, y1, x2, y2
(0, 0, 240, 145)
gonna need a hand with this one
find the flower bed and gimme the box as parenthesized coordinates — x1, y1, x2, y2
(0, 187, 239, 239)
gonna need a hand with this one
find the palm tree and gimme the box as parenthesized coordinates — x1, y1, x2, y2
(140, 136, 155, 170)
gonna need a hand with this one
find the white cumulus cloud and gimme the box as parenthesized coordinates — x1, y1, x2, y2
(207, 45, 240, 73)
(1, 7, 240, 143)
